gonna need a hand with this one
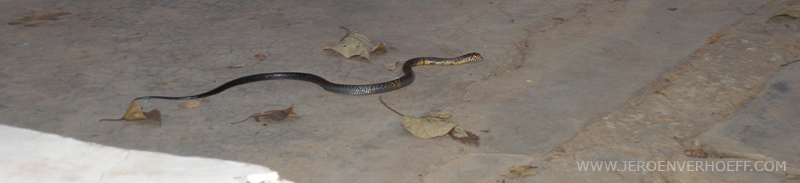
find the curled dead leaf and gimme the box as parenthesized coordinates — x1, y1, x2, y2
(100, 100, 162, 125)
(254, 54, 267, 61)
(380, 96, 479, 141)
(231, 104, 300, 124)
(401, 115, 457, 139)
(425, 112, 451, 118)
(770, 4, 800, 20)
(143, 109, 162, 125)
(323, 27, 387, 61)
(100, 100, 147, 121)
(449, 126, 480, 147)
(504, 165, 539, 179)
(228, 62, 247, 69)
(179, 100, 201, 109)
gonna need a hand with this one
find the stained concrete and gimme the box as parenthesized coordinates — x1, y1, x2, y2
(1, 0, 799, 182)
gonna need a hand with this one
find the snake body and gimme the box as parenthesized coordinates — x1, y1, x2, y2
(134, 52, 482, 100)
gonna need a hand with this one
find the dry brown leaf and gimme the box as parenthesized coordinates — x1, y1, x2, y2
(100, 100, 161, 125)
(503, 165, 539, 179)
(228, 62, 247, 69)
(770, 4, 800, 20)
(425, 112, 451, 118)
(449, 126, 480, 147)
(380, 97, 463, 139)
(401, 114, 458, 139)
(121, 100, 147, 121)
(143, 109, 162, 125)
(323, 27, 387, 61)
(179, 100, 201, 108)
(254, 54, 267, 61)
(450, 126, 469, 138)
(231, 104, 300, 124)
(380, 97, 481, 144)
(100, 100, 147, 121)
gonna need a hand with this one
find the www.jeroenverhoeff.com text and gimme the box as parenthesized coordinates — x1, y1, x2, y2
(576, 160, 786, 172)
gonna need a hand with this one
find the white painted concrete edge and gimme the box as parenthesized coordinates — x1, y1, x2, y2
(0, 125, 293, 183)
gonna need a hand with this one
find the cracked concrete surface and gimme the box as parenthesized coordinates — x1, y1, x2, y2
(2, 0, 799, 182)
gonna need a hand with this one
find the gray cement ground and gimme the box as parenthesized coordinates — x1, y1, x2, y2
(2, 0, 799, 182)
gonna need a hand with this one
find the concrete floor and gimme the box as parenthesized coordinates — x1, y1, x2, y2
(1, 0, 799, 182)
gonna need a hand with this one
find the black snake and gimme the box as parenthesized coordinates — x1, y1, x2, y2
(134, 52, 482, 100)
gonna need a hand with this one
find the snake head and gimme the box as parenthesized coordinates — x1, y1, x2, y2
(464, 52, 483, 62)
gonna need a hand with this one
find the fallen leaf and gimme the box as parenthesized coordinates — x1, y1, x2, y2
(323, 27, 387, 61)
(199, 98, 211, 103)
(380, 96, 475, 140)
(100, 100, 147, 121)
(231, 104, 300, 124)
(228, 62, 247, 69)
(254, 54, 267, 61)
(143, 109, 162, 125)
(450, 126, 469, 138)
(179, 100, 201, 108)
(401, 114, 458, 139)
(449, 126, 480, 147)
(425, 112, 451, 118)
(100, 100, 161, 125)
(770, 4, 800, 20)
(503, 165, 539, 179)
